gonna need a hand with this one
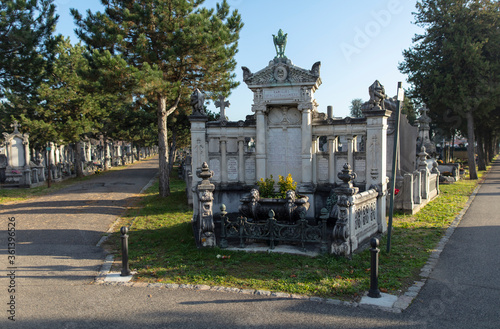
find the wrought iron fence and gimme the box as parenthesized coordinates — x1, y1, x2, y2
(219, 205, 329, 253)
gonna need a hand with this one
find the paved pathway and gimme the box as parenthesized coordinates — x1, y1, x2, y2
(404, 159, 500, 328)
(1, 157, 499, 328)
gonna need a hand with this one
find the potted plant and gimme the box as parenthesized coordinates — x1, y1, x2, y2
(239, 174, 310, 223)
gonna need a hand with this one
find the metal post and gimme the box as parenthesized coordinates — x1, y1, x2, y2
(368, 238, 381, 298)
(387, 82, 404, 253)
(46, 144, 52, 188)
(220, 204, 228, 249)
(120, 226, 131, 276)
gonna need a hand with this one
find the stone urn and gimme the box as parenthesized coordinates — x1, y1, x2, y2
(239, 189, 309, 223)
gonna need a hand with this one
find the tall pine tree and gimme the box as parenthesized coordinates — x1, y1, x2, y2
(21, 39, 109, 177)
(72, 0, 243, 197)
(399, 0, 500, 179)
(0, 0, 59, 131)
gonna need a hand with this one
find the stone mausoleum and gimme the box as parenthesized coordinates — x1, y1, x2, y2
(189, 32, 392, 256)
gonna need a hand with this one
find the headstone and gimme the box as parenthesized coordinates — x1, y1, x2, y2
(227, 158, 238, 181)
(245, 158, 256, 181)
(354, 158, 366, 182)
(1, 121, 32, 186)
(10, 137, 23, 167)
(317, 157, 329, 182)
(209, 158, 221, 181)
(267, 124, 302, 181)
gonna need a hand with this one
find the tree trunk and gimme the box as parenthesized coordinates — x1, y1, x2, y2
(158, 95, 170, 197)
(74, 141, 84, 178)
(466, 111, 478, 179)
(494, 136, 499, 158)
(103, 138, 109, 170)
(476, 131, 486, 171)
(168, 132, 177, 174)
(451, 131, 455, 161)
(486, 130, 493, 164)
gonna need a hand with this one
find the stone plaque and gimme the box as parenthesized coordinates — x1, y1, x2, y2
(11, 137, 24, 167)
(227, 158, 238, 181)
(263, 87, 301, 101)
(227, 139, 238, 153)
(317, 157, 329, 182)
(267, 127, 302, 181)
(245, 158, 256, 181)
(208, 139, 219, 153)
(355, 159, 366, 181)
(209, 158, 221, 181)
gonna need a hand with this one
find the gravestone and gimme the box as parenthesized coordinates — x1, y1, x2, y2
(1, 121, 32, 186)
(416, 107, 437, 157)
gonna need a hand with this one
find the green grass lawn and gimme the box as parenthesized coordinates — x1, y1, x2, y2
(105, 166, 487, 300)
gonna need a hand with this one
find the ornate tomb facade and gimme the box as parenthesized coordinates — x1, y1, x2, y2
(189, 33, 392, 255)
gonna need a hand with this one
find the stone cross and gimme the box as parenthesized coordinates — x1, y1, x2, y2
(214, 96, 230, 121)
(11, 121, 20, 133)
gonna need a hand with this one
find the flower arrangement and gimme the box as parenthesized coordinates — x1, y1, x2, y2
(256, 173, 298, 199)
(256, 175, 276, 198)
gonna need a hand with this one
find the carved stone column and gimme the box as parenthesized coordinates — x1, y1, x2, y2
(364, 106, 391, 234)
(220, 139, 227, 183)
(195, 162, 216, 247)
(189, 88, 208, 215)
(238, 139, 245, 183)
(418, 147, 430, 200)
(23, 138, 30, 168)
(312, 136, 318, 184)
(254, 105, 266, 180)
(346, 136, 354, 168)
(299, 104, 313, 189)
(331, 163, 359, 257)
(5, 140, 12, 169)
(328, 137, 337, 184)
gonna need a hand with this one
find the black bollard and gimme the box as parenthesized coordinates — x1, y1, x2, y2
(120, 226, 131, 276)
(368, 237, 381, 298)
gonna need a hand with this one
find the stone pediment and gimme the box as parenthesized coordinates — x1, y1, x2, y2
(242, 59, 321, 90)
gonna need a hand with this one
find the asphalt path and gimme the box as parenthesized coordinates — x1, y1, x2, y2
(0, 156, 499, 328)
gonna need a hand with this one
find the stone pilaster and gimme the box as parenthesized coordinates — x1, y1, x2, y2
(220, 139, 227, 183)
(328, 137, 337, 184)
(299, 104, 313, 189)
(254, 105, 267, 180)
(364, 108, 391, 233)
(312, 136, 318, 184)
(238, 139, 245, 183)
(347, 136, 354, 169)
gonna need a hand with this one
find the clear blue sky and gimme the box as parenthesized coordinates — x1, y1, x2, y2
(55, 0, 423, 120)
